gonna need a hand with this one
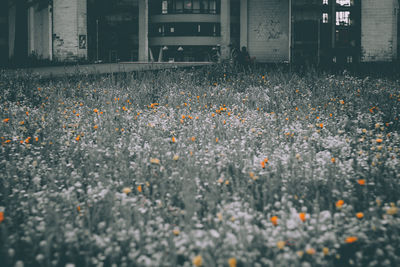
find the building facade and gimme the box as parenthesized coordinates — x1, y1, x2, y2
(2, 0, 400, 65)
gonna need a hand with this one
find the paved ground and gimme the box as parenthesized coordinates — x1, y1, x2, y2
(4, 62, 213, 79)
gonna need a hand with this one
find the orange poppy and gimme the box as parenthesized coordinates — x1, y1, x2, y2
(3, 118, 9, 123)
(336, 199, 344, 208)
(356, 212, 364, 219)
(299, 212, 306, 222)
(357, 179, 365, 185)
(270, 216, 278, 226)
(345, 236, 358, 243)
(0, 211, 4, 223)
(137, 185, 142, 193)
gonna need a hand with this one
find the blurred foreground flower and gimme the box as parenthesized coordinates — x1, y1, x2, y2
(0, 211, 4, 223)
(192, 255, 203, 267)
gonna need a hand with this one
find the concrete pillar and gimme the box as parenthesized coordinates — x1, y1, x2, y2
(139, 0, 149, 62)
(48, 5, 53, 60)
(8, 4, 16, 59)
(220, 0, 230, 59)
(240, 0, 247, 50)
(28, 6, 34, 55)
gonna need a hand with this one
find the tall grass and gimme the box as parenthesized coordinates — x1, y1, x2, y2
(1, 65, 399, 266)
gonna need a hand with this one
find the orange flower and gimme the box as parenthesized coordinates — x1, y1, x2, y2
(77, 206, 81, 212)
(123, 187, 132, 194)
(376, 139, 383, 143)
(192, 255, 203, 267)
(26, 111, 29, 116)
(94, 125, 98, 129)
(319, 123, 323, 128)
(356, 212, 364, 219)
(299, 212, 306, 222)
(191, 136, 196, 142)
(336, 199, 344, 208)
(260, 161, 265, 169)
(215, 137, 219, 143)
(3, 118, 9, 123)
(277, 241, 285, 249)
(35, 137, 38, 142)
(345, 236, 358, 243)
(331, 157, 336, 163)
(0, 211, 4, 223)
(172, 229, 180, 236)
(228, 257, 237, 267)
(339, 100, 345, 105)
(75, 135, 80, 141)
(357, 179, 365, 185)
(270, 216, 278, 226)
(19, 121, 24, 125)
(137, 185, 142, 193)
(306, 248, 316, 255)
(171, 136, 176, 143)
(93, 108, 98, 113)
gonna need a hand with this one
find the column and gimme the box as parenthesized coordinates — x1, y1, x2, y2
(139, 0, 149, 62)
(28, 6, 34, 55)
(220, 0, 230, 60)
(240, 0, 247, 50)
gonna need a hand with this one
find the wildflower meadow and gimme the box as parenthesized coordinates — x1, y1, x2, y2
(0, 65, 399, 267)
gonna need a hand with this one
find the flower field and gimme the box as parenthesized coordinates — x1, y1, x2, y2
(1, 66, 400, 266)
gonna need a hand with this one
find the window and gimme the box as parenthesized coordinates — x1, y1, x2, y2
(336, 11, 350, 26)
(200, 0, 208, 12)
(323, 0, 328, 5)
(336, 0, 350, 6)
(162, 0, 168, 14)
(198, 24, 201, 33)
(170, 27, 175, 33)
(347, 56, 353, 63)
(184, 0, 192, 12)
(209, 0, 216, 14)
(323, 13, 329, 23)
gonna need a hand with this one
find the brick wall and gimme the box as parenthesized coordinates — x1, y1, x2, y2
(361, 0, 398, 62)
(53, 0, 87, 61)
(247, 0, 289, 62)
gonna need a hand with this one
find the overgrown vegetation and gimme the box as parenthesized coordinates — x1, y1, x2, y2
(1, 65, 399, 266)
